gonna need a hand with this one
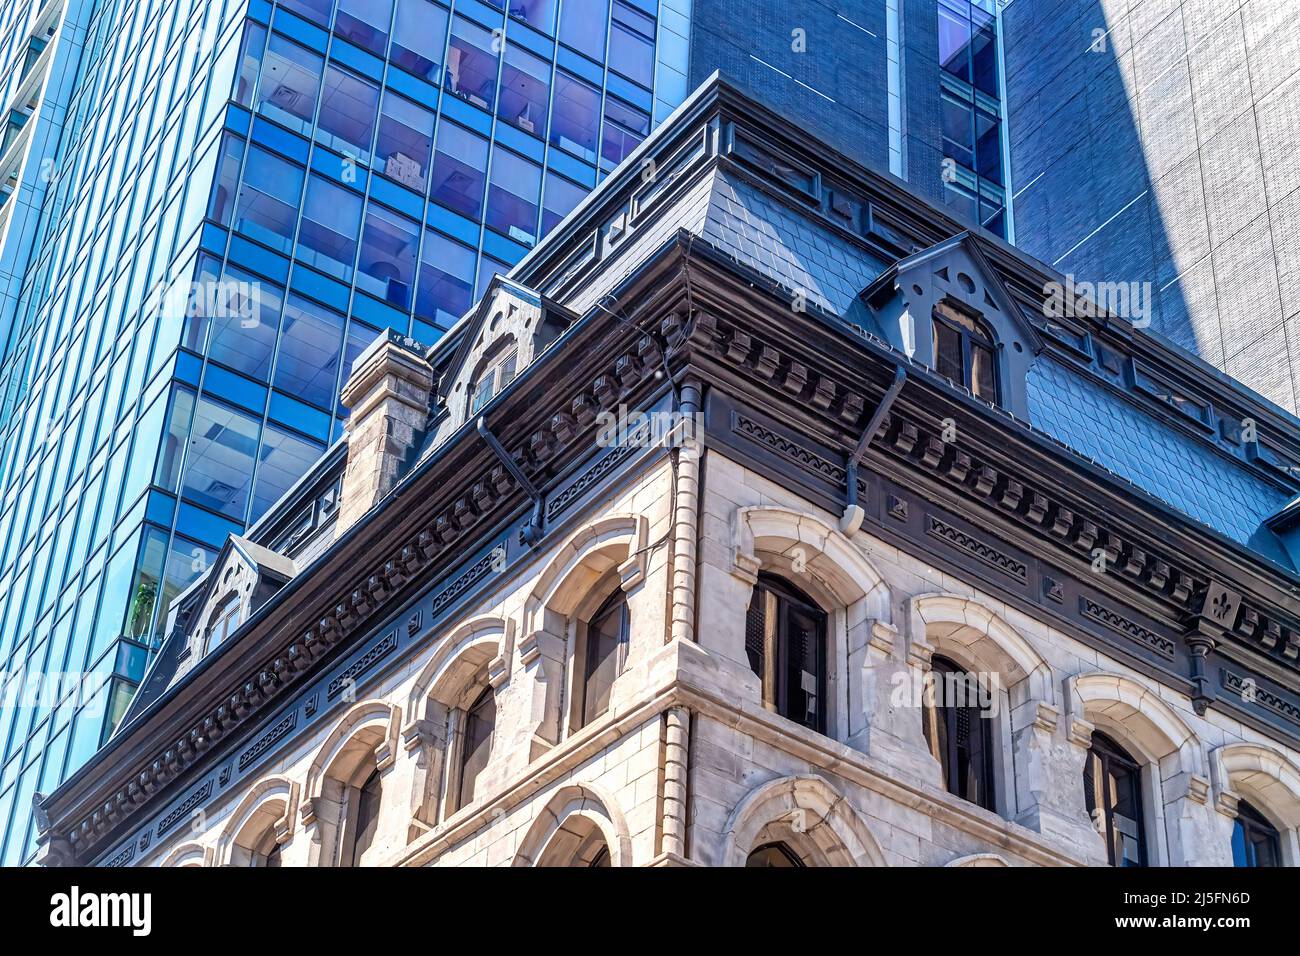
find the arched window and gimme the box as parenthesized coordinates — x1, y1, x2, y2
(580, 590, 629, 727)
(744, 574, 827, 734)
(457, 685, 496, 809)
(922, 655, 996, 812)
(469, 347, 518, 415)
(206, 596, 242, 653)
(1084, 731, 1146, 867)
(347, 768, 382, 867)
(745, 842, 804, 867)
(932, 300, 998, 402)
(1232, 800, 1281, 868)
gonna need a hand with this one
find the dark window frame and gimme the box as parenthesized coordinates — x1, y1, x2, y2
(1084, 731, 1148, 867)
(1232, 799, 1281, 867)
(580, 588, 629, 727)
(744, 573, 828, 735)
(932, 299, 999, 403)
(456, 683, 496, 810)
(922, 654, 997, 812)
(348, 767, 382, 866)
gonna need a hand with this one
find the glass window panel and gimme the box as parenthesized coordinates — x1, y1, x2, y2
(601, 97, 648, 168)
(279, 0, 334, 25)
(560, 0, 608, 59)
(608, 21, 654, 88)
(457, 686, 495, 808)
(541, 172, 585, 235)
(430, 122, 488, 218)
(274, 295, 346, 409)
(938, 2, 971, 82)
(233, 22, 267, 108)
(336, 0, 393, 56)
(251, 424, 325, 522)
(976, 107, 1001, 184)
(506, 0, 556, 33)
(208, 133, 245, 227)
(486, 149, 541, 246)
(582, 593, 626, 724)
(391, 0, 447, 81)
(180, 397, 261, 521)
(357, 204, 420, 308)
(476, 254, 509, 298)
(499, 44, 550, 138)
(234, 146, 305, 252)
(376, 92, 434, 191)
(298, 175, 363, 278)
(971, 13, 998, 96)
(154, 386, 196, 492)
(415, 230, 475, 328)
(317, 64, 380, 161)
(941, 93, 974, 170)
(206, 267, 284, 382)
(447, 17, 499, 111)
(551, 71, 600, 162)
(157, 534, 216, 636)
(256, 34, 323, 136)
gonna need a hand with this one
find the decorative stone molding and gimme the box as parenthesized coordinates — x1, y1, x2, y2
(518, 514, 650, 752)
(215, 776, 300, 866)
(717, 774, 886, 867)
(512, 782, 634, 867)
(730, 506, 891, 624)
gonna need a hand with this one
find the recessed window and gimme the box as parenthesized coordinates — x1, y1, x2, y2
(922, 656, 996, 812)
(932, 301, 998, 402)
(469, 347, 518, 415)
(348, 768, 382, 866)
(581, 590, 629, 726)
(746, 842, 804, 867)
(391, 0, 447, 81)
(744, 574, 827, 734)
(457, 685, 496, 809)
(1084, 732, 1147, 867)
(1232, 800, 1281, 867)
(206, 596, 241, 653)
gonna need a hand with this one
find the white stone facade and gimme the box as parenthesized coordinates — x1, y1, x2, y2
(143, 449, 1300, 867)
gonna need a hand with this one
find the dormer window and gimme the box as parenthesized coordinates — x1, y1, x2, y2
(205, 595, 242, 653)
(469, 348, 517, 415)
(932, 300, 998, 402)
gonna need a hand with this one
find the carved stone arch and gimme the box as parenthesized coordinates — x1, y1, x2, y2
(519, 513, 650, 753)
(1066, 672, 1209, 865)
(512, 782, 634, 867)
(946, 852, 1011, 867)
(402, 616, 515, 832)
(301, 699, 401, 866)
(1067, 673, 1202, 775)
(216, 775, 300, 866)
(731, 506, 890, 624)
(1213, 742, 1300, 826)
(910, 593, 1053, 708)
(1211, 742, 1300, 864)
(719, 774, 886, 867)
(157, 842, 213, 867)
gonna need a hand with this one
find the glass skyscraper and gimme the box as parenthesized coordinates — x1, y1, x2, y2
(0, 0, 692, 866)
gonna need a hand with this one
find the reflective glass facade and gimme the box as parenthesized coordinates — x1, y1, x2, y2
(0, 0, 691, 865)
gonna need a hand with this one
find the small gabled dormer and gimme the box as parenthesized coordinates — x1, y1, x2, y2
(177, 537, 297, 678)
(433, 275, 573, 439)
(861, 232, 1042, 418)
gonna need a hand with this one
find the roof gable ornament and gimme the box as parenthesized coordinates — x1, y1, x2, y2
(861, 232, 1042, 419)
